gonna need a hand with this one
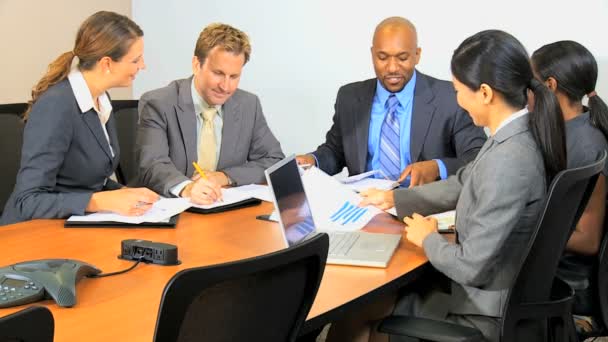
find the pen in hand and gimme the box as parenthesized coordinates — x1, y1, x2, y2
(192, 162, 223, 202)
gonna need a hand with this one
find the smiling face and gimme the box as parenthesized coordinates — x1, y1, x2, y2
(371, 25, 420, 93)
(109, 37, 145, 87)
(192, 46, 245, 106)
(452, 76, 488, 127)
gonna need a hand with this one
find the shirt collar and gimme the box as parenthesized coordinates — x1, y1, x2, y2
(375, 70, 417, 108)
(494, 107, 529, 135)
(67, 68, 112, 119)
(190, 78, 222, 118)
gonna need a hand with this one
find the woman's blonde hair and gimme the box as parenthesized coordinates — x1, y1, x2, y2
(24, 11, 143, 119)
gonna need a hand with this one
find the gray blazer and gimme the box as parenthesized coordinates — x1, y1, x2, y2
(312, 71, 487, 176)
(135, 77, 284, 196)
(394, 115, 546, 318)
(2, 80, 122, 225)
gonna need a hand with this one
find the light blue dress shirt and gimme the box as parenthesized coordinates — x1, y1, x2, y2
(367, 71, 447, 182)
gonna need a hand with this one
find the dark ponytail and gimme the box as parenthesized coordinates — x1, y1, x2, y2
(451, 30, 566, 180)
(527, 78, 567, 180)
(588, 94, 608, 139)
(532, 41, 608, 140)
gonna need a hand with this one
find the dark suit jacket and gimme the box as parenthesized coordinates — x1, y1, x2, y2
(2, 80, 122, 225)
(136, 77, 284, 197)
(312, 71, 487, 176)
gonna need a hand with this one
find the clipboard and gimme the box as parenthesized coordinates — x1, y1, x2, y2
(64, 214, 180, 228)
(187, 197, 261, 214)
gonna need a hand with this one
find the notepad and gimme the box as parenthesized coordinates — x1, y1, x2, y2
(66, 197, 191, 225)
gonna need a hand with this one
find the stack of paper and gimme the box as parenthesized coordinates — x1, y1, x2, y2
(67, 184, 274, 224)
(340, 170, 400, 192)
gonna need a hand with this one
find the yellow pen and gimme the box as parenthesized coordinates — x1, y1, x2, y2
(192, 161, 208, 180)
(192, 162, 223, 202)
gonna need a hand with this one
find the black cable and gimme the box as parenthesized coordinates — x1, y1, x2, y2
(87, 257, 145, 278)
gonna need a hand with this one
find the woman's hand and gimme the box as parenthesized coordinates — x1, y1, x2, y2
(87, 187, 160, 216)
(359, 189, 395, 210)
(403, 213, 438, 247)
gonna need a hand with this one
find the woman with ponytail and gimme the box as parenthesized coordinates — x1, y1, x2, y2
(2, 11, 158, 225)
(532, 41, 608, 333)
(327, 30, 566, 342)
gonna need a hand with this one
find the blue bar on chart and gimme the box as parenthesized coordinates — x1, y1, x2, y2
(330, 201, 368, 225)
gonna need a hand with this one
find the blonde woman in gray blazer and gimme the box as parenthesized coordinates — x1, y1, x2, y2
(328, 31, 567, 342)
(2, 12, 158, 226)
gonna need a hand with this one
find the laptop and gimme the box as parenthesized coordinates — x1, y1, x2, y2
(265, 155, 401, 268)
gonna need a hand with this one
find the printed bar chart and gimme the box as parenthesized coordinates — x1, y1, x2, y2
(330, 201, 369, 225)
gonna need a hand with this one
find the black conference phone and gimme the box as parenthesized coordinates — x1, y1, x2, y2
(0, 259, 101, 308)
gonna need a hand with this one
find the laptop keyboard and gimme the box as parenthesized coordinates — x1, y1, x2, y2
(328, 232, 360, 257)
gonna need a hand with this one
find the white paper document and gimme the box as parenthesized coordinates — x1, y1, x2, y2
(428, 210, 456, 232)
(228, 184, 273, 202)
(340, 170, 400, 192)
(189, 187, 257, 209)
(302, 167, 382, 232)
(67, 197, 192, 224)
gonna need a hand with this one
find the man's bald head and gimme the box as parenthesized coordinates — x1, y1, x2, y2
(373, 17, 418, 47)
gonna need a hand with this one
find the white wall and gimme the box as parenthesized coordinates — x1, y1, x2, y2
(133, 0, 608, 155)
(0, 0, 133, 103)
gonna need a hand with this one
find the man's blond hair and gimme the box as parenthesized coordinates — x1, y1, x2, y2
(194, 23, 251, 64)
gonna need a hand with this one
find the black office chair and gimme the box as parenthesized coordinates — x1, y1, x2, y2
(0, 306, 54, 342)
(378, 151, 607, 342)
(153, 233, 329, 342)
(577, 205, 608, 340)
(111, 100, 139, 185)
(0, 103, 27, 215)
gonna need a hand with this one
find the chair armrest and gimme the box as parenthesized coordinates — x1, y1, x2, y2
(378, 315, 485, 342)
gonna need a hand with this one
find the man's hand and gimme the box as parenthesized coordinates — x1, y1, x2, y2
(403, 213, 438, 247)
(191, 171, 231, 187)
(181, 177, 223, 205)
(398, 160, 440, 187)
(296, 154, 316, 168)
(359, 189, 395, 210)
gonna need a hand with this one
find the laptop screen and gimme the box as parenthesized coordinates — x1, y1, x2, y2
(265, 156, 316, 247)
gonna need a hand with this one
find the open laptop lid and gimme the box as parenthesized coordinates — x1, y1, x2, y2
(265, 155, 317, 247)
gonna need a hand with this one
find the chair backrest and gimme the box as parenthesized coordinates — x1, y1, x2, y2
(0, 104, 27, 215)
(153, 233, 329, 342)
(111, 100, 139, 185)
(502, 151, 607, 340)
(594, 205, 608, 330)
(0, 306, 54, 342)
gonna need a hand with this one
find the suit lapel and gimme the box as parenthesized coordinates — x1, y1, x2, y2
(354, 80, 376, 174)
(106, 114, 121, 169)
(218, 95, 242, 169)
(81, 111, 113, 161)
(175, 77, 197, 176)
(410, 73, 436, 162)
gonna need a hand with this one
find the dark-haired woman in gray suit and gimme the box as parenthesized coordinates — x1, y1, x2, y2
(2, 11, 158, 225)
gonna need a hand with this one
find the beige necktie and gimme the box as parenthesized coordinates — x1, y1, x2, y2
(197, 107, 218, 171)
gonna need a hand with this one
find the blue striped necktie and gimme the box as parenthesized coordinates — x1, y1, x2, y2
(379, 94, 401, 180)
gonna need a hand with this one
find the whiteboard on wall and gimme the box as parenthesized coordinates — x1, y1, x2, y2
(133, 0, 607, 155)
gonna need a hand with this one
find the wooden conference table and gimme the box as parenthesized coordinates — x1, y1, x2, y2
(0, 202, 431, 341)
